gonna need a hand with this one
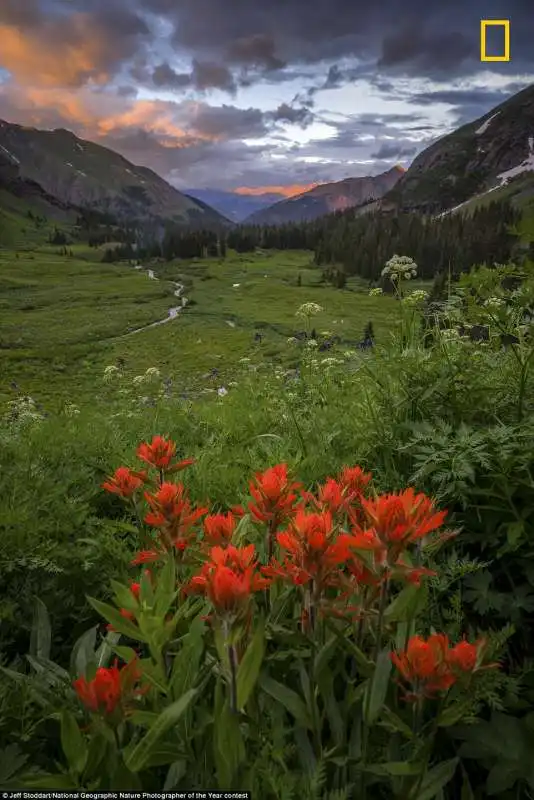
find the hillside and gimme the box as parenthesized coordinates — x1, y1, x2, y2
(243, 166, 405, 225)
(185, 188, 282, 222)
(0, 120, 230, 231)
(385, 83, 534, 215)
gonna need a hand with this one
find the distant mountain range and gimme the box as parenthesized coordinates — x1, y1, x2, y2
(0, 120, 231, 229)
(184, 188, 283, 222)
(243, 166, 405, 225)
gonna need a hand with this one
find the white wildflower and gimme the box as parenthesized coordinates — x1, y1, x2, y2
(217, 387, 228, 397)
(382, 254, 418, 281)
(133, 375, 146, 385)
(296, 302, 323, 318)
(306, 339, 318, 348)
(369, 287, 383, 296)
(403, 289, 429, 307)
(145, 367, 160, 378)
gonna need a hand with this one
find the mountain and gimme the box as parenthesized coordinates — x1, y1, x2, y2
(0, 119, 230, 229)
(385, 83, 534, 215)
(243, 166, 405, 225)
(185, 188, 282, 222)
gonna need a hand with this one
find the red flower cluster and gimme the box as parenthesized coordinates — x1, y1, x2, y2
(187, 544, 270, 615)
(73, 658, 145, 716)
(137, 435, 195, 473)
(262, 507, 348, 587)
(102, 467, 147, 498)
(144, 481, 207, 553)
(249, 464, 301, 525)
(203, 512, 238, 547)
(391, 634, 494, 698)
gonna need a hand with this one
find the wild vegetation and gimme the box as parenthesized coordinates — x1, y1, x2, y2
(1, 233, 534, 796)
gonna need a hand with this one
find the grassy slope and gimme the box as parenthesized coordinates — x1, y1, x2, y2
(0, 247, 407, 408)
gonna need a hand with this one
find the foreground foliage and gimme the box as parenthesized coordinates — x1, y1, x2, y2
(2, 258, 534, 796)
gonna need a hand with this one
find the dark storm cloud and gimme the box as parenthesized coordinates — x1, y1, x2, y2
(189, 105, 269, 139)
(408, 81, 534, 124)
(226, 34, 286, 71)
(270, 103, 314, 126)
(151, 62, 191, 89)
(137, 0, 534, 79)
(371, 141, 418, 159)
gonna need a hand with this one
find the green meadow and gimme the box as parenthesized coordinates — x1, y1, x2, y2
(0, 247, 412, 407)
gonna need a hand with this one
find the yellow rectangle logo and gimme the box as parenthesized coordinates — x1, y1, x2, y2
(480, 19, 510, 61)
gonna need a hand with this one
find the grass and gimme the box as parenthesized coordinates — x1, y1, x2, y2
(0, 247, 412, 408)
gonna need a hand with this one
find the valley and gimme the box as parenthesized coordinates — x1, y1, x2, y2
(0, 246, 404, 407)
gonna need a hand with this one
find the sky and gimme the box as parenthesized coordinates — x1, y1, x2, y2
(0, 0, 533, 196)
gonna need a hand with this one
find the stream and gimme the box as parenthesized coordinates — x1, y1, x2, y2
(127, 265, 188, 336)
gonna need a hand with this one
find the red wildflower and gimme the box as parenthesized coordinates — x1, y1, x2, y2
(137, 435, 177, 469)
(358, 489, 447, 551)
(447, 639, 483, 673)
(73, 659, 145, 717)
(188, 544, 270, 614)
(338, 465, 373, 495)
(144, 482, 207, 551)
(391, 634, 455, 697)
(248, 463, 301, 525)
(203, 512, 237, 546)
(262, 507, 348, 588)
(131, 549, 162, 566)
(305, 478, 353, 515)
(102, 467, 147, 498)
(392, 634, 497, 700)
(136, 436, 194, 474)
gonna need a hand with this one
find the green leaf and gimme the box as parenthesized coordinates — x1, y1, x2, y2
(385, 583, 428, 623)
(154, 557, 177, 617)
(412, 758, 459, 800)
(379, 706, 415, 740)
(236, 617, 265, 711)
(83, 731, 109, 778)
(363, 648, 392, 726)
(30, 597, 51, 661)
(60, 710, 87, 776)
(313, 635, 337, 680)
(259, 674, 313, 730)
(169, 616, 206, 701)
(70, 626, 98, 678)
(163, 760, 187, 790)
(214, 681, 245, 788)
(438, 698, 474, 728)
(366, 761, 422, 776)
(124, 689, 198, 773)
(22, 774, 79, 789)
(111, 579, 140, 612)
(87, 597, 148, 642)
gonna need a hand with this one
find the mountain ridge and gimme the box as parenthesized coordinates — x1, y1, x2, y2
(0, 119, 231, 230)
(243, 166, 405, 225)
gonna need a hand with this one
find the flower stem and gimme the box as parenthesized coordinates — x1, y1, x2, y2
(228, 644, 238, 714)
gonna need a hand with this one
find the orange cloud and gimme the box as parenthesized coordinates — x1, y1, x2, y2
(234, 183, 321, 197)
(0, 15, 117, 88)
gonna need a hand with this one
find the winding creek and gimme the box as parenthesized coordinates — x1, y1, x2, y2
(126, 264, 188, 336)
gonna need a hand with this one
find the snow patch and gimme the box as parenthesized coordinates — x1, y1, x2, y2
(65, 162, 73, 167)
(76, 143, 83, 152)
(495, 135, 534, 186)
(475, 111, 500, 135)
(76, 170, 87, 177)
(0, 144, 20, 164)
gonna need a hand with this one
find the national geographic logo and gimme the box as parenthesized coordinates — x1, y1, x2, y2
(480, 19, 510, 62)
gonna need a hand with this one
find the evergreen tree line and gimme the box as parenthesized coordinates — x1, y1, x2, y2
(226, 199, 522, 280)
(101, 228, 227, 263)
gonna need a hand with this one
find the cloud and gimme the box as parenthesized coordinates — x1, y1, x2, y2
(270, 103, 314, 126)
(233, 184, 318, 196)
(0, 2, 148, 88)
(226, 34, 286, 71)
(371, 141, 418, 159)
